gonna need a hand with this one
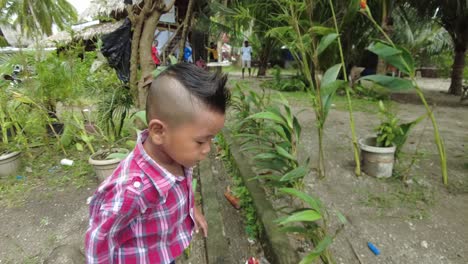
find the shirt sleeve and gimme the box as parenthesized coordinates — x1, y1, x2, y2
(85, 189, 140, 264)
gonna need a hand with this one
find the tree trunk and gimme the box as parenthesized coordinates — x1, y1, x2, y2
(138, 10, 163, 108)
(129, 17, 144, 106)
(128, 0, 175, 109)
(178, 0, 195, 62)
(448, 46, 466, 95)
(257, 38, 273, 76)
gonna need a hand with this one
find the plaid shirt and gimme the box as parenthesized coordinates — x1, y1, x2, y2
(85, 130, 195, 264)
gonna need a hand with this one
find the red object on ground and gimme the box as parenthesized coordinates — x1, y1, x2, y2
(224, 186, 241, 209)
(246, 257, 260, 264)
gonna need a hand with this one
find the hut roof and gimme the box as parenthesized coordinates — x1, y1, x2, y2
(32, 20, 124, 48)
(81, 0, 144, 20)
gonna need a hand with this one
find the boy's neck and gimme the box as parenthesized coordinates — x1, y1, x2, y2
(143, 139, 185, 177)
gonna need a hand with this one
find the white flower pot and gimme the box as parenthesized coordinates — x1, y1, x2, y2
(359, 137, 396, 178)
(0, 151, 21, 177)
(89, 148, 129, 182)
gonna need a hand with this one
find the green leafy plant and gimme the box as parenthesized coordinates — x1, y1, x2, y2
(276, 188, 345, 264)
(242, 98, 308, 188)
(262, 66, 306, 92)
(97, 85, 133, 141)
(375, 101, 402, 148)
(264, 0, 360, 178)
(359, 5, 448, 184)
(0, 88, 28, 155)
(375, 101, 427, 159)
(216, 132, 260, 239)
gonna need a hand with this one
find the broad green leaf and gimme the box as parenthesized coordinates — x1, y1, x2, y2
(293, 116, 301, 144)
(360, 75, 414, 91)
(321, 80, 346, 121)
(317, 33, 339, 56)
(321, 80, 346, 97)
(275, 145, 297, 161)
(75, 142, 84, 151)
(278, 209, 321, 225)
(321, 64, 342, 86)
(335, 210, 348, 224)
(283, 104, 294, 130)
(299, 236, 333, 264)
(271, 125, 289, 141)
(280, 166, 308, 182)
(106, 152, 128, 160)
(253, 152, 280, 160)
(311, 26, 335, 35)
(279, 188, 322, 213)
(192, 178, 197, 193)
(247, 112, 286, 126)
(367, 41, 415, 75)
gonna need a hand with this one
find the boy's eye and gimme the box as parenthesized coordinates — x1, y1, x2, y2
(196, 141, 205, 145)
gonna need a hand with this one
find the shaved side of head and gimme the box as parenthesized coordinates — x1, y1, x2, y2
(147, 76, 201, 126)
(146, 63, 230, 127)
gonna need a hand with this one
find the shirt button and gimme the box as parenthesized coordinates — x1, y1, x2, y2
(133, 181, 141, 188)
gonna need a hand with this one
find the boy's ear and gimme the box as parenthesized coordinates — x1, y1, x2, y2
(148, 119, 166, 145)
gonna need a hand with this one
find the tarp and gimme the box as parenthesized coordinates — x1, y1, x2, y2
(101, 18, 132, 83)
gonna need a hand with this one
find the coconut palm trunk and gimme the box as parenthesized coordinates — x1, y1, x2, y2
(257, 38, 274, 76)
(448, 44, 466, 95)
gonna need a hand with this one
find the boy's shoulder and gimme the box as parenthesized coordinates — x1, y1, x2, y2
(91, 152, 160, 215)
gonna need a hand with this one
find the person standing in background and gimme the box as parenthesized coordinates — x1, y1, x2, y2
(151, 39, 160, 67)
(206, 42, 218, 62)
(241, 41, 252, 79)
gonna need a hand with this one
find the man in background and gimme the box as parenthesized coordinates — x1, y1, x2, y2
(241, 40, 252, 79)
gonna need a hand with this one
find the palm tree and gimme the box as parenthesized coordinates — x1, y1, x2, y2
(0, 0, 77, 38)
(402, 0, 468, 95)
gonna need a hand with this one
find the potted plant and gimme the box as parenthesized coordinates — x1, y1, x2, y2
(359, 101, 427, 178)
(29, 54, 77, 135)
(66, 113, 129, 182)
(0, 88, 28, 177)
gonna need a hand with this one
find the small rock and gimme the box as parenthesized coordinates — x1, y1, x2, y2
(25, 167, 33, 173)
(421, 241, 428, 249)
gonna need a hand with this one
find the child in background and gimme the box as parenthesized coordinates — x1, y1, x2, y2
(85, 63, 230, 263)
(151, 39, 161, 66)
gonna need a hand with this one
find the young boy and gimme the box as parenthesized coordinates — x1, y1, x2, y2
(85, 63, 230, 263)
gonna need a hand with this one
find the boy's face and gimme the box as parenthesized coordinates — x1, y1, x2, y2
(163, 108, 225, 168)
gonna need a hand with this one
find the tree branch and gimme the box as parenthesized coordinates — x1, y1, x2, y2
(163, 0, 176, 13)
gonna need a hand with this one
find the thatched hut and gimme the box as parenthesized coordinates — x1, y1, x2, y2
(32, 20, 125, 49)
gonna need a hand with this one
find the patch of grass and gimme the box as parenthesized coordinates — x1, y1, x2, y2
(0, 144, 96, 207)
(268, 90, 394, 114)
(357, 178, 435, 219)
(216, 133, 261, 239)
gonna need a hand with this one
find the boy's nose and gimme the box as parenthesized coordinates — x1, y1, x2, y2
(201, 143, 211, 155)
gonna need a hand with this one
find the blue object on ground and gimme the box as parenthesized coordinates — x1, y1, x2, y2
(16, 175, 23, 180)
(368, 242, 380, 255)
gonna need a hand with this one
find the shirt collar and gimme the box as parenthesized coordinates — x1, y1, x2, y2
(134, 130, 192, 201)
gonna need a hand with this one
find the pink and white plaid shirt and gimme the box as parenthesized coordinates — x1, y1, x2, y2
(85, 130, 195, 264)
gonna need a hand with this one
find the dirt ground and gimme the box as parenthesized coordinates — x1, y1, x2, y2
(233, 75, 468, 264)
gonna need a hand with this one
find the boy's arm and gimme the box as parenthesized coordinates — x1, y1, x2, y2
(193, 205, 208, 237)
(85, 192, 139, 263)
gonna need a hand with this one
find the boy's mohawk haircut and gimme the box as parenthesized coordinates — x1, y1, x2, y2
(156, 63, 230, 113)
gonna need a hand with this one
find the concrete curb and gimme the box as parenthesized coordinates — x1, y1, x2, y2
(199, 155, 231, 263)
(224, 130, 300, 264)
